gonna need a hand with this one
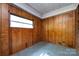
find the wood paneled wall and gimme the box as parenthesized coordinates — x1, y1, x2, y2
(76, 5, 79, 50)
(42, 11, 76, 48)
(11, 28, 33, 53)
(0, 4, 10, 55)
(0, 4, 2, 56)
(8, 5, 42, 54)
(0, 3, 78, 55)
(0, 4, 42, 55)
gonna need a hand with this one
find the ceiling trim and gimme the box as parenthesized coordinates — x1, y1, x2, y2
(12, 3, 78, 19)
(42, 4, 78, 19)
(12, 3, 42, 18)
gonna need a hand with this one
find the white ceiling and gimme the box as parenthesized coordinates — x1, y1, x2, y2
(27, 3, 72, 15)
(13, 3, 78, 19)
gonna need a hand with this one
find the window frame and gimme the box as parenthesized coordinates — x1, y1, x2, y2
(10, 14, 34, 29)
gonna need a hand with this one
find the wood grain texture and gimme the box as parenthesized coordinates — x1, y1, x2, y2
(0, 4, 42, 55)
(11, 28, 33, 53)
(0, 4, 10, 56)
(32, 16, 42, 44)
(75, 5, 79, 50)
(42, 11, 76, 48)
(0, 4, 2, 56)
(8, 4, 42, 54)
(0, 3, 77, 55)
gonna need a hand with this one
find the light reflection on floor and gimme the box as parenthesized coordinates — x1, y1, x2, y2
(39, 52, 49, 56)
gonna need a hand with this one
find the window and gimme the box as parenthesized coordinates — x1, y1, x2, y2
(10, 14, 33, 28)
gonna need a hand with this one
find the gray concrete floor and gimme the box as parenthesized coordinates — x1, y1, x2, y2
(12, 42, 77, 56)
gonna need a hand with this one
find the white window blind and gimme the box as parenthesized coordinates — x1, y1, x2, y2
(10, 14, 33, 28)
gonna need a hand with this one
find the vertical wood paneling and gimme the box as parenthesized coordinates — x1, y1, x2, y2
(42, 19, 49, 42)
(32, 16, 42, 44)
(42, 11, 76, 48)
(11, 28, 22, 53)
(0, 4, 10, 55)
(0, 4, 42, 55)
(0, 3, 77, 55)
(76, 5, 79, 50)
(48, 17, 55, 43)
(8, 5, 42, 54)
(11, 28, 33, 54)
(22, 29, 33, 48)
(0, 4, 2, 56)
